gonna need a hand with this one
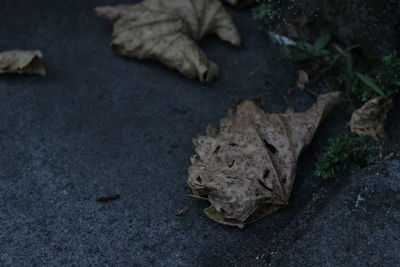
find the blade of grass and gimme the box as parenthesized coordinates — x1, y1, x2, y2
(314, 32, 330, 50)
(356, 72, 387, 97)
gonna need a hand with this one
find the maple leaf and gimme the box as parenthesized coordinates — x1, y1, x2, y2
(96, 0, 241, 82)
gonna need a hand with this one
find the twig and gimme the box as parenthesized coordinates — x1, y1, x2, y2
(96, 194, 120, 202)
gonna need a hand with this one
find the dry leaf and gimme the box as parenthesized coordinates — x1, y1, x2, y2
(222, 0, 255, 8)
(188, 92, 342, 228)
(0, 50, 46, 75)
(296, 70, 309, 90)
(96, 0, 241, 82)
(350, 97, 392, 138)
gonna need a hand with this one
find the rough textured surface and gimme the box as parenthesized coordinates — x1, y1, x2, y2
(0, 0, 399, 266)
(245, 160, 400, 266)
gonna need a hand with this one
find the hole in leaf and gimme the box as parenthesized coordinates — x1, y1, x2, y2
(263, 139, 277, 154)
(263, 169, 270, 179)
(228, 160, 235, 168)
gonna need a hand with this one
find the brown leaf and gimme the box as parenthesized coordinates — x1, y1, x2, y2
(96, 0, 241, 82)
(349, 97, 392, 138)
(188, 92, 343, 227)
(222, 0, 255, 8)
(176, 206, 190, 216)
(296, 70, 309, 90)
(0, 50, 46, 75)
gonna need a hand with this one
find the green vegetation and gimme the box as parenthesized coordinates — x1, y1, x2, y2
(344, 52, 400, 102)
(384, 152, 395, 160)
(253, 0, 398, 181)
(252, 3, 273, 21)
(314, 135, 375, 179)
(312, 193, 320, 202)
(282, 32, 331, 63)
(375, 52, 400, 95)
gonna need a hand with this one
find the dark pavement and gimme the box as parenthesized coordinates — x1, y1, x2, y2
(1, 0, 399, 266)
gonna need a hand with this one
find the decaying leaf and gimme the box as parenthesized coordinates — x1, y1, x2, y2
(222, 0, 255, 8)
(188, 92, 342, 228)
(96, 0, 241, 82)
(350, 97, 392, 138)
(296, 69, 309, 90)
(0, 50, 46, 75)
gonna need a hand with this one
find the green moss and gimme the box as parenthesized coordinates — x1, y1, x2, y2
(314, 135, 375, 179)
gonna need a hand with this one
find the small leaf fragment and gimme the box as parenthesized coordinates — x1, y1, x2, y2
(296, 69, 309, 90)
(0, 50, 46, 75)
(350, 97, 392, 138)
(188, 92, 343, 227)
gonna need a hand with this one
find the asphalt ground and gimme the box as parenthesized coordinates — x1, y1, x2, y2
(1, 0, 399, 266)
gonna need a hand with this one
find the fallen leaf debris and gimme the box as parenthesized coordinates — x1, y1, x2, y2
(296, 69, 309, 90)
(96, 0, 241, 82)
(188, 92, 343, 227)
(0, 50, 46, 75)
(350, 97, 392, 138)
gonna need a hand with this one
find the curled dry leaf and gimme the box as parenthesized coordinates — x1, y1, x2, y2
(350, 97, 392, 138)
(0, 50, 46, 75)
(222, 0, 255, 8)
(96, 0, 241, 82)
(188, 92, 343, 228)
